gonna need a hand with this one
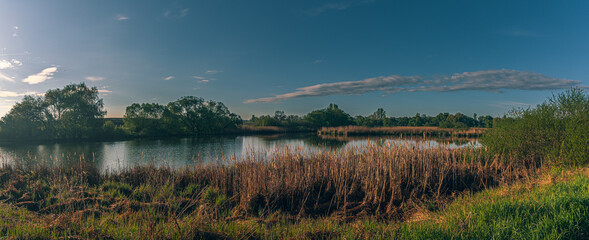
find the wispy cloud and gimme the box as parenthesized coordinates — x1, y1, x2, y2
(164, 76, 174, 81)
(23, 67, 57, 84)
(0, 90, 40, 98)
(205, 70, 221, 75)
(0, 72, 14, 82)
(198, 79, 210, 83)
(163, 7, 190, 18)
(97, 89, 112, 94)
(0, 59, 23, 82)
(193, 76, 205, 80)
(245, 69, 581, 103)
(85, 76, 104, 81)
(117, 14, 130, 21)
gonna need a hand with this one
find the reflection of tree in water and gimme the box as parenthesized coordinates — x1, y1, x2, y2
(0, 141, 105, 167)
(303, 136, 348, 149)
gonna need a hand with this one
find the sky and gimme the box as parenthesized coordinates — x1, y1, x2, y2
(0, 0, 587, 119)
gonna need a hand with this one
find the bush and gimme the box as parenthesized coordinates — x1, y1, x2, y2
(482, 88, 589, 166)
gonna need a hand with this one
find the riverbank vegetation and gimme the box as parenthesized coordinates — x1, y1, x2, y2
(0, 85, 588, 238)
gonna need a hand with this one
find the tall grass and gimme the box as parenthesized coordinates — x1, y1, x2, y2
(0, 143, 537, 218)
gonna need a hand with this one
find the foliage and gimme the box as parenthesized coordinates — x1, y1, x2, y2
(304, 103, 354, 128)
(123, 96, 242, 136)
(0, 83, 105, 140)
(483, 87, 589, 165)
(251, 105, 493, 130)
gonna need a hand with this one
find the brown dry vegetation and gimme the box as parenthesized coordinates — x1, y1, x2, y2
(318, 126, 487, 138)
(0, 144, 539, 225)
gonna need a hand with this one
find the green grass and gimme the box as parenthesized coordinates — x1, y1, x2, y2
(398, 172, 589, 239)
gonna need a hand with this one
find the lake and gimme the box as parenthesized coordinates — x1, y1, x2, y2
(0, 134, 479, 172)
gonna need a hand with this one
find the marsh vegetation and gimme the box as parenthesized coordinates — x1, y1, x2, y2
(0, 88, 588, 239)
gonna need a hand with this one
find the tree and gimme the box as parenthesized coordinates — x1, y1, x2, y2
(0, 83, 106, 140)
(45, 83, 106, 138)
(0, 96, 49, 139)
(163, 96, 242, 135)
(123, 103, 166, 136)
(304, 104, 354, 128)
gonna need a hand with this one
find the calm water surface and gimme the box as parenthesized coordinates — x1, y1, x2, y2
(0, 134, 478, 172)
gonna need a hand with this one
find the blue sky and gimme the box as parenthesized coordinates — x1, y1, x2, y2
(0, 0, 587, 118)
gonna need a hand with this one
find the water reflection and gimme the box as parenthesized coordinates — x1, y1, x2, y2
(0, 134, 479, 172)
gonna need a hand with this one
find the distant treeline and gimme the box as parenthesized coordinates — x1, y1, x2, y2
(250, 104, 494, 130)
(0, 83, 493, 141)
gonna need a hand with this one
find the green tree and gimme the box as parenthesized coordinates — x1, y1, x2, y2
(0, 96, 49, 139)
(164, 96, 242, 135)
(304, 104, 354, 128)
(123, 103, 166, 136)
(45, 83, 106, 139)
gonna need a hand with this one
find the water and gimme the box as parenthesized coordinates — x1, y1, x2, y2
(0, 134, 478, 172)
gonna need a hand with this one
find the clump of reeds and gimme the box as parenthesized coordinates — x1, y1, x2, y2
(318, 126, 486, 138)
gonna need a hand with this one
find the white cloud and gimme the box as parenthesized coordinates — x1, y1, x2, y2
(198, 79, 210, 83)
(193, 76, 205, 80)
(313, 59, 322, 64)
(164, 76, 174, 81)
(245, 69, 581, 103)
(0, 60, 13, 70)
(23, 67, 57, 84)
(12, 33, 17, 38)
(85, 76, 104, 81)
(205, 70, 221, 75)
(0, 59, 22, 82)
(0, 59, 21, 69)
(11, 59, 22, 66)
(97, 89, 112, 93)
(117, 14, 129, 21)
(13, 26, 18, 30)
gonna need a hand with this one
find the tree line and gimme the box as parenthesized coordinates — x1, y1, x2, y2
(0, 83, 242, 141)
(0, 83, 494, 141)
(250, 104, 494, 129)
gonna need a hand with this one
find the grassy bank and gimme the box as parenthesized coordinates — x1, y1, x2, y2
(0, 143, 540, 239)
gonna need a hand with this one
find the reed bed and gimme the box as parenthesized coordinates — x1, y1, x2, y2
(318, 126, 486, 138)
(0, 143, 539, 222)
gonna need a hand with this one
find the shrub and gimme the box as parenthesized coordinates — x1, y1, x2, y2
(482, 88, 589, 166)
